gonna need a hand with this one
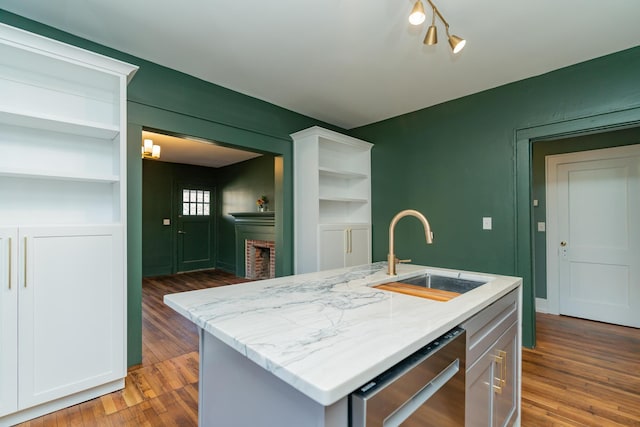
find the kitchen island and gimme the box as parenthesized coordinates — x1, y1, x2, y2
(164, 262, 522, 426)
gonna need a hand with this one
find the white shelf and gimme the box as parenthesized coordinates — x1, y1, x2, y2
(319, 196, 368, 203)
(0, 168, 119, 183)
(318, 167, 368, 180)
(0, 109, 119, 140)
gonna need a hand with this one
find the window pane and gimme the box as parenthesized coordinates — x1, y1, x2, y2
(197, 203, 203, 215)
(190, 203, 196, 215)
(190, 190, 197, 202)
(197, 190, 203, 202)
(183, 189, 190, 202)
(204, 204, 210, 216)
(204, 191, 210, 203)
(183, 203, 190, 216)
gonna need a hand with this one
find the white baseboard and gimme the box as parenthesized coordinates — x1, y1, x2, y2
(0, 378, 124, 425)
(535, 298, 549, 313)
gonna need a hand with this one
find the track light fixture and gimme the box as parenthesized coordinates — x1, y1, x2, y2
(409, 0, 466, 54)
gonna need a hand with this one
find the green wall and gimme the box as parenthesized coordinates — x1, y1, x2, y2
(142, 161, 177, 276)
(351, 46, 640, 347)
(531, 127, 640, 299)
(0, 10, 336, 366)
(216, 155, 276, 273)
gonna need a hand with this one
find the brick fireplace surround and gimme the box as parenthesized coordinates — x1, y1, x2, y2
(245, 239, 275, 280)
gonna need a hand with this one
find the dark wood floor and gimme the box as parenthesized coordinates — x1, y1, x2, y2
(18, 271, 640, 426)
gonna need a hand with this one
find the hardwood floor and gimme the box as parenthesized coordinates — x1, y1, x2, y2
(521, 313, 640, 426)
(17, 272, 640, 426)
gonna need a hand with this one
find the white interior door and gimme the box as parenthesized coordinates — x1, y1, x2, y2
(546, 144, 640, 327)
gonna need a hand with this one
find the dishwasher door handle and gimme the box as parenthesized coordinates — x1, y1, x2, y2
(384, 359, 460, 427)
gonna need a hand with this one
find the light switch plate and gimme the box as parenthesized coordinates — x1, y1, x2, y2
(537, 222, 546, 232)
(163, 218, 171, 226)
(482, 217, 492, 230)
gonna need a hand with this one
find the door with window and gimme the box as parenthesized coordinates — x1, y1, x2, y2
(177, 186, 215, 272)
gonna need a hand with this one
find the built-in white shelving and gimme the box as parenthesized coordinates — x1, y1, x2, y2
(0, 23, 137, 425)
(292, 126, 373, 274)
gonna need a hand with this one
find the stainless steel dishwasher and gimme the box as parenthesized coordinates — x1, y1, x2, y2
(351, 327, 466, 426)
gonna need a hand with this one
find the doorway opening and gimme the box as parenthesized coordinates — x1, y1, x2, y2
(140, 128, 280, 278)
(516, 110, 640, 347)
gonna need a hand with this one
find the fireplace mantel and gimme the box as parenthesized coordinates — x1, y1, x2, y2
(229, 212, 275, 278)
(229, 211, 275, 226)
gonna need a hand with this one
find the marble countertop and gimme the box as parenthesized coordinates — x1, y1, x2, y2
(164, 262, 521, 406)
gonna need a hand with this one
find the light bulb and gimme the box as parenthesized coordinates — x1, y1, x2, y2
(143, 139, 153, 154)
(449, 35, 466, 54)
(409, 1, 426, 25)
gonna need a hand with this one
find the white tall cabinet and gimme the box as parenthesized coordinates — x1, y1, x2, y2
(292, 126, 373, 274)
(0, 23, 137, 424)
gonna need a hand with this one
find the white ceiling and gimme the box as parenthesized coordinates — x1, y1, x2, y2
(142, 131, 262, 168)
(2, 1, 640, 130)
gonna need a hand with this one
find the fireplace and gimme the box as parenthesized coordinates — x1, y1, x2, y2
(229, 211, 276, 279)
(245, 239, 276, 280)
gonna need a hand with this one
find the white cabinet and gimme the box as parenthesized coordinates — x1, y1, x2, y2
(292, 126, 373, 274)
(463, 290, 520, 427)
(0, 229, 18, 418)
(0, 23, 137, 425)
(1, 226, 124, 415)
(318, 224, 371, 271)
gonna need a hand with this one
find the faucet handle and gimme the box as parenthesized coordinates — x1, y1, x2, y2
(397, 258, 412, 264)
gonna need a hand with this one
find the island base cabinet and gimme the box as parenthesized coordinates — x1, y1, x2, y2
(199, 329, 348, 427)
(0, 225, 125, 424)
(466, 322, 518, 427)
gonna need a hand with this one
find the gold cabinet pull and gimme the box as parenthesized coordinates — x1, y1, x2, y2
(493, 349, 507, 394)
(344, 229, 349, 254)
(23, 237, 27, 288)
(348, 229, 353, 254)
(344, 228, 353, 254)
(7, 238, 11, 290)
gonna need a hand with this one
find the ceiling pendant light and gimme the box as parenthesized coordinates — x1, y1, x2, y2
(142, 138, 161, 159)
(408, 0, 426, 25)
(447, 33, 466, 54)
(411, 0, 466, 54)
(423, 8, 438, 45)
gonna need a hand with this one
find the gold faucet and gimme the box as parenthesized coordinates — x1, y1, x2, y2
(387, 209, 433, 275)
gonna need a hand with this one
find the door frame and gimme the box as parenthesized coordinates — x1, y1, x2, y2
(127, 103, 293, 366)
(515, 106, 640, 348)
(545, 144, 640, 316)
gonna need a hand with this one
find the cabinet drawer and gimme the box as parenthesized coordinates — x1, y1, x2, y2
(462, 290, 517, 366)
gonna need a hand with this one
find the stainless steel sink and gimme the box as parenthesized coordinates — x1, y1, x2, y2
(398, 274, 486, 294)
